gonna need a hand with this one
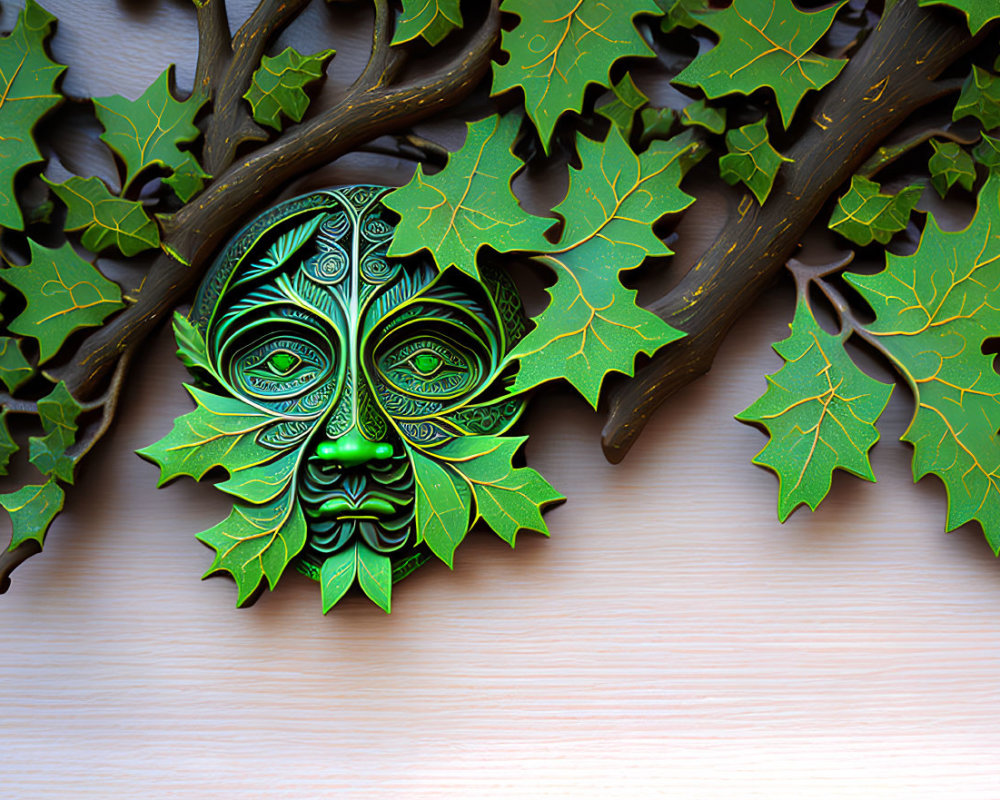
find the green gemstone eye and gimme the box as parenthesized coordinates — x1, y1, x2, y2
(411, 352, 442, 376)
(267, 351, 301, 375)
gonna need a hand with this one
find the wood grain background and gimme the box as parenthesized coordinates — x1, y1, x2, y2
(2, 2, 999, 797)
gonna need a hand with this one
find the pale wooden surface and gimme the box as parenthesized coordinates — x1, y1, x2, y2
(3, 3, 1000, 797)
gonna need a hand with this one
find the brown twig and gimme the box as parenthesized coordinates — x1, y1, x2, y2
(201, 0, 313, 175)
(194, 0, 231, 99)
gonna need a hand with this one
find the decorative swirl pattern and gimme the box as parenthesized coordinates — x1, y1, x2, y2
(189, 186, 534, 595)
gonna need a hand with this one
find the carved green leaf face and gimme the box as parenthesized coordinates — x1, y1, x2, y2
(145, 186, 560, 611)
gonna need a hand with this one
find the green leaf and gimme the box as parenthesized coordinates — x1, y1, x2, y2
(0, 0, 65, 230)
(357, 543, 392, 613)
(718, 118, 792, 205)
(491, 0, 662, 152)
(197, 490, 306, 606)
(673, 0, 848, 129)
(31, 380, 82, 484)
(828, 175, 922, 246)
(383, 113, 551, 280)
(844, 174, 1000, 551)
(215, 448, 299, 505)
(596, 73, 649, 139)
(1, 479, 64, 549)
(680, 98, 726, 134)
(0, 411, 19, 476)
(391, 0, 463, 46)
(918, 0, 1000, 34)
(658, 0, 709, 32)
(2, 241, 123, 363)
(94, 66, 207, 191)
(136, 384, 281, 489)
(928, 138, 975, 198)
(439, 435, 563, 545)
(952, 66, 1000, 130)
(243, 46, 335, 132)
(36, 381, 82, 449)
(162, 152, 211, 203)
(506, 128, 699, 406)
(639, 106, 677, 146)
(44, 176, 160, 256)
(973, 133, 1000, 170)
(737, 300, 893, 521)
(320, 543, 358, 613)
(411, 448, 472, 568)
(171, 312, 213, 376)
(0, 337, 33, 392)
(28, 430, 75, 484)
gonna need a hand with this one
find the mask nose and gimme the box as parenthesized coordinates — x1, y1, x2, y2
(315, 427, 394, 468)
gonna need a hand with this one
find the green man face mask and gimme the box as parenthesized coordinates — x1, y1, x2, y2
(143, 186, 562, 612)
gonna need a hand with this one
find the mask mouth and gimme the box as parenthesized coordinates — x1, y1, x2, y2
(297, 450, 415, 559)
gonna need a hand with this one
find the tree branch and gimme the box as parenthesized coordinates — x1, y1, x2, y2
(194, 0, 231, 99)
(601, 0, 989, 463)
(201, 0, 313, 175)
(47, 0, 502, 401)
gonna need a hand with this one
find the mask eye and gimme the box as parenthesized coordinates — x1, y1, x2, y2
(377, 338, 481, 400)
(259, 350, 302, 377)
(408, 351, 444, 377)
(229, 334, 333, 402)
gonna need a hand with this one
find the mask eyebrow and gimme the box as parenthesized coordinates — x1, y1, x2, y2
(213, 274, 341, 343)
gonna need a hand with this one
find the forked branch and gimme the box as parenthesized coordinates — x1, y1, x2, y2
(601, 0, 987, 463)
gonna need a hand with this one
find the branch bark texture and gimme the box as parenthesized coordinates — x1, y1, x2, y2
(601, 0, 985, 463)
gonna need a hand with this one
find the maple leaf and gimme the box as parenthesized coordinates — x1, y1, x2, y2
(136, 384, 286, 491)
(162, 152, 211, 204)
(718, 118, 793, 205)
(37, 381, 82, 449)
(658, 0, 708, 32)
(680, 98, 727, 134)
(383, 113, 551, 280)
(928, 139, 975, 198)
(0, 479, 64, 549)
(673, 0, 848, 129)
(243, 46, 335, 132)
(0, 0, 65, 230)
(355, 544, 392, 613)
(844, 174, 1000, 551)
(505, 127, 700, 406)
(639, 106, 677, 146)
(828, 175, 922, 246)
(94, 66, 207, 192)
(0, 411, 17, 476)
(320, 543, 357, 612)
(411, 448, 473, 567)
(973, 133, 1000, 171)
(28, 380, 81, 483)
(318, 541, 393, 613)
(44, 176, 160, 257)
(2, 241, 123, 363)
(28, 431, 75, 483)
(918, 0, 1000, 34)
(952, 65, 1000, 130)
(596, 73, 649, 139)
(170, 312, 213, 377)
(197, 489, 306, 606)
(0, 336, 33, 392)
(391, 0, 463, 46)
(438, 435, 564, 545)
(737, 300, 893, 521)
(491, 0, 662, 152)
